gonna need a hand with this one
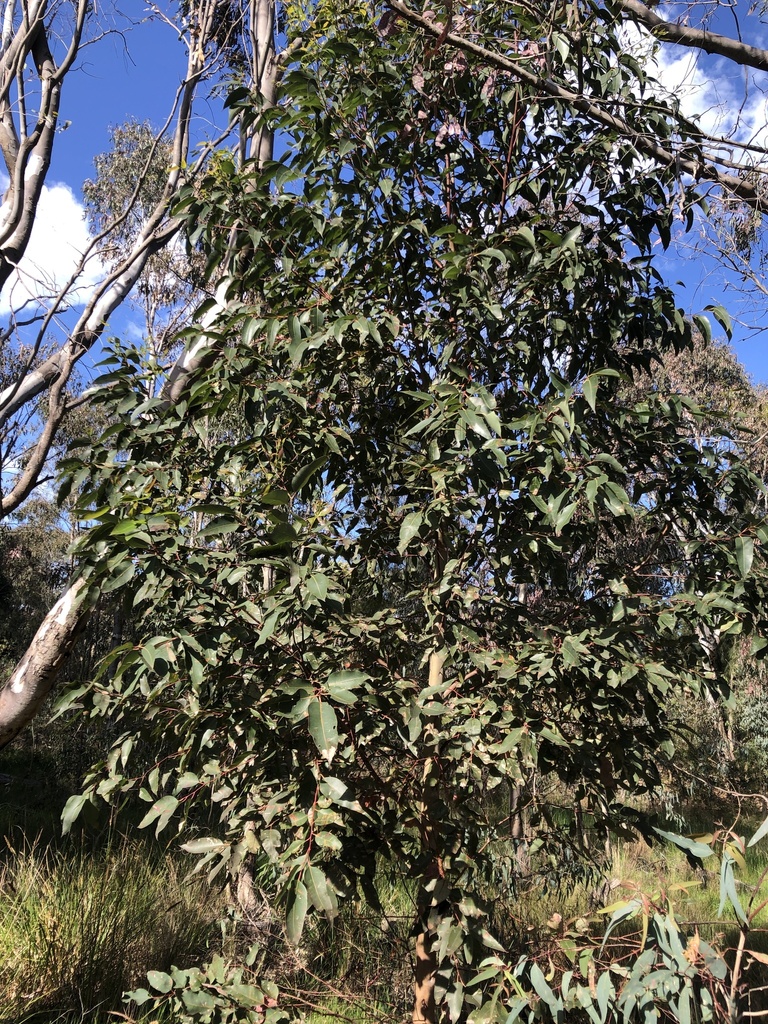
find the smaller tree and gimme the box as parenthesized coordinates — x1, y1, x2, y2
(83, 120, 207, 365)
(58, 3, 768, 1022)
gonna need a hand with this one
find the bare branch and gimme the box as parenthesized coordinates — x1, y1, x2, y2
(0, 345, 70, 514)
(616, 0, 768, 75)
(0, 21, 226, 426)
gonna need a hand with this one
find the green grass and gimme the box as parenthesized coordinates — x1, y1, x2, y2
(303, 995, 394, 1024)
(0, 835, 223, 1024)
(278, 869, 415, 1024)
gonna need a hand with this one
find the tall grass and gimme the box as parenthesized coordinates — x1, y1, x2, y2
(0, 836, 223, 1023)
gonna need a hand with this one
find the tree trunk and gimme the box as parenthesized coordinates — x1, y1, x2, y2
(574, 796, 589, 852)
(413, 929, 437, 1024)
(411, 647, 446, 1024)
(509, 780, 531, 875)
(0, 577, 89, 749)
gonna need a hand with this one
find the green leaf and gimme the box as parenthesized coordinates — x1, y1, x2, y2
(398, 511, 423, 554)
(308, 699, 339, 763)
(288, 313, 302, 344)
(182, 989, 217, 1012)
(147, 970, 173, 994)
(320, 777, 364, 813)
(692, 313, 712, 345)
(719, 851, 748, 924)
(515, 225, 536, 250)
(286, 880, 308, 943)
(583, 375, 598, 411)
(653, 828, 714, 861)
(677, 982, 692, 1024)
(446, 982, 465, 1024)
(705, 303, 733, 340)
(480, 928, 505, 951)
(748, 814, 768, 848)
(61, 793, 89, 835)
(261, 488, 291, 506)
(307, 572, 329, 601)
(529, 962, 559, 1017)
(736, 536, 754, 577)
(596, 970, 613, 1023)
(199, 516, 240, 538)
(292, 456, 326, 492)
(102, 561, 135, 593)
(181, 836, 229, 855)
(327, 669, 368, 688)
(138, 794, 179, 836)
(305, 865, 337, 917)
(599, 897, 643, 951)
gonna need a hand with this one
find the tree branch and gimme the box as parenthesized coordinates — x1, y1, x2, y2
(615, 0, 768, 76)
(385, 0, 768, 212)
(0, 577, 89, 749)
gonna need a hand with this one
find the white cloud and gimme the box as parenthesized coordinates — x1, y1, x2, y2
(628, 16, 768, 160)
(124, 319, 146, 343)
(0, 179, 104, 317)
(653, 51, 733, 134)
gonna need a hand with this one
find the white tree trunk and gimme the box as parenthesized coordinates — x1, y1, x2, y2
(0, 578, 88, 748)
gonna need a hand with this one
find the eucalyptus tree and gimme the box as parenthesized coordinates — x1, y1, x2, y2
(82, 120, 206, 367)
(58, 2, 768, 1021)
(7, 0, 768, 753)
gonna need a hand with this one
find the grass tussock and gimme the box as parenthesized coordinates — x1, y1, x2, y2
(0, 836, 223, 1024)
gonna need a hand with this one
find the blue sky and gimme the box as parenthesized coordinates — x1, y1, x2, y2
(3, 8, 232, 386)
(57, 15, 191, 186)
(624, 1, 768, 385)
(656, 225, 768, 384)
(11, 2, 768, 389)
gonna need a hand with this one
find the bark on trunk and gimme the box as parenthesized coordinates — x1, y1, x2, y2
(410, 648, 445, 1024)
(0, 577, 89, 749)
(509, 780, 531, 875)
(413, 930, 438, 1024)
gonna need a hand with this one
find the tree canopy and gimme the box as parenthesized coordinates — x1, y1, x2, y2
(6, 0, 768, 749)
(50, 2, 768, 1021)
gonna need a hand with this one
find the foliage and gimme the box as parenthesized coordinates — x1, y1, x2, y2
(128, 957, 287, 1024)
(83, 120, 206, 356)
(59, 1, 768, 1020)
(485, 818, 768, 1024)
(83, 120, 174, 265)
(629, 337, 768, 799)
(121, 820, 768, 1024)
